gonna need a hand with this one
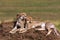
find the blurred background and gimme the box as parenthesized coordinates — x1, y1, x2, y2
(0, 0, 60, 30)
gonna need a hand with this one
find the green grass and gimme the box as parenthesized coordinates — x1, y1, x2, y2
(56, 24, 60, 31)
(0, 0, 60, 30)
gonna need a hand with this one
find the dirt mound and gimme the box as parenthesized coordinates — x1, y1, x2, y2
(0, 22, 60, 40)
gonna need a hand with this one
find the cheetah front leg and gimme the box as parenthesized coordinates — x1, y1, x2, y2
(9, 26, 19, 34)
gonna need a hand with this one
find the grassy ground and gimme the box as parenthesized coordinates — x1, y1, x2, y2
(0, 0, 60, 30)
(0, 0, 60, 20)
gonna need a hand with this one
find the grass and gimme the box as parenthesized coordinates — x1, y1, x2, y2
(0, 0, 60, 30)
(51, 21, 60, 31)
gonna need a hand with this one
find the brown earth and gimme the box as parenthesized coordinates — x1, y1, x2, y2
(0, 22, 60, 40)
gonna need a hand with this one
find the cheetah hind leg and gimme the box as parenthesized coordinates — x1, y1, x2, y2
(46, 29, 52, 36)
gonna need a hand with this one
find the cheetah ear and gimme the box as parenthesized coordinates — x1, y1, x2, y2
(20, 12, 27, 16)
(17, 12, 27, 17)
